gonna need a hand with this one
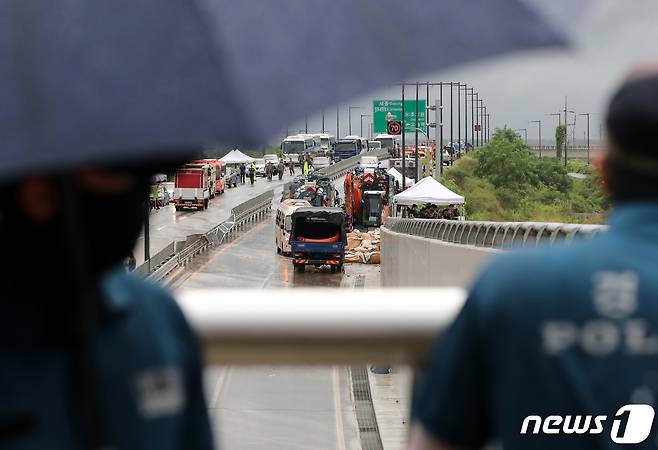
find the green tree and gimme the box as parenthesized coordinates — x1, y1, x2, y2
(555, 124, 566, 160)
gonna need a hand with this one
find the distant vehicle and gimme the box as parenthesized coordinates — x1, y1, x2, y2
(344, 168, 393, 229)
(263, 154, 280, 174)
(334, 137, 363, 161)
(368, 141, 382, 151)
(312, 156, 332, 170)
(223, 166, 239, 188)
(191, 159, 225, 196)
(275, 199, 312, 256)
(283, 153, 301, 166)
(359, 155, 379, 170)
(374, 134, 400, 157)
(290, 207, 346, 273)
(343, 135, 369, 153)
(173, 166, 210, 211)
(254, 158, 267, 177)
(318, 133, 336, 155)
(214, 160, 226, 194)
(281, 135, 317, 157)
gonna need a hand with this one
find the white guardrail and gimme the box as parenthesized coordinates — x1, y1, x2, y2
(381, 218, 608, 288)
(177, 288, 467, 365)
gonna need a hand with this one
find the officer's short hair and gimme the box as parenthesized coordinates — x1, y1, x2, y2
(606, 73, 658, 202)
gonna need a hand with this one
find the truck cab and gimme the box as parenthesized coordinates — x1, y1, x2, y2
(173, 166, 210, 211)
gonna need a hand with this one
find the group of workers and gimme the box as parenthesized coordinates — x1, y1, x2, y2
(406, 203, 458, 220)
(4, 65, 658, 450)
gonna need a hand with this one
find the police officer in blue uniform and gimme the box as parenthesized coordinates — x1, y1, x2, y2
(0, 166, 213, 449)
(409, 69, 658, 450)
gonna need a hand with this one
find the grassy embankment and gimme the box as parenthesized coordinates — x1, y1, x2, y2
(441, 129, 609, 224)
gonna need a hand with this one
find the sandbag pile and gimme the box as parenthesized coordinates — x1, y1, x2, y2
(345, 229, 381, 264)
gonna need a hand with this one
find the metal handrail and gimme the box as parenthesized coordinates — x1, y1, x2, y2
(177, 288, 466, 365)
(383, 218, 607, 248)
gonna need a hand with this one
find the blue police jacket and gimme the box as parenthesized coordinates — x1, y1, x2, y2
(0, 270, 213, 450)
(413, 203, 658, 449)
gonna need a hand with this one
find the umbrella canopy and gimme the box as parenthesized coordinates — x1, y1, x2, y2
(387, 167, 415, 187)
(1, 0, 589, 179)
(219, 150, 254, 164)
(393, 176, 465, 206)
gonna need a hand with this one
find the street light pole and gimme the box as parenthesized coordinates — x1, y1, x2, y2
(401, 84, 406, 190)
(321, 109, 325, 133)
(348, 106, 361, 136)
(305, 115, 308, 134)
(478, 99, 485, 146)
(515, 128, 528, 144)
(578, 112, 591, 164)
(482, 106, 487, 144)
(336, 105, 340, 138)
(449, 82, 454, 150)
(360, 114, 372, 139)
(530, 120, 542, 158)
(474, 93, 479, 147)
(439, 83, 444, 175)
(457, 82, 461, 152)
(415, 82, 420, 181)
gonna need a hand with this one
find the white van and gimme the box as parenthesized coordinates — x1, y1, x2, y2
(275, 199, 312, 255)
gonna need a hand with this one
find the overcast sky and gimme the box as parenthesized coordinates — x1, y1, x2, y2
(286, 0, 658, 145)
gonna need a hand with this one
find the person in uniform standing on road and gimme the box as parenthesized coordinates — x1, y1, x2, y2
(288, 157, 295, 175)
(265, 161, 273, 181)
(249, 161, 256, 185)
(239, 163, 246, 184)
(409, 68, 658, 450)
(0, 164, 213, 450)
(303, 160, 309, 177)
(277, 160, 285, 180)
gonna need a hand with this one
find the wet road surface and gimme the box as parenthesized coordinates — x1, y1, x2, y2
(134, 174, 291, 265)
(170, 187, 380, 450)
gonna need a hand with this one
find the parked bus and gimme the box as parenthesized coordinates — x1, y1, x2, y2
(281, 135, 317, 157)
(374, 134, 400, 157)
(275, 199, 312, 255)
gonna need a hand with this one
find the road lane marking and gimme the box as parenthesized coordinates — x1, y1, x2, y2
(333, 366, 348, 450)
(156, 225, 166, 231)
(210, 367, 231, 414)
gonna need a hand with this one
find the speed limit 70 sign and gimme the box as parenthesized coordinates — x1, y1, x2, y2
(387, 121, 402, 135)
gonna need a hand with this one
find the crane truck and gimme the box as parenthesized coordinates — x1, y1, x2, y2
(344, 167, 393, 229)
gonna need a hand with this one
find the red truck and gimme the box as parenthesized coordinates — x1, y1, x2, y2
(173, 166, 210, 211)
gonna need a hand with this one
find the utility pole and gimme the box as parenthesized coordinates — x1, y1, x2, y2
(305, 115, 308, 134)
(461, 84, 469, 149)
(479, 100, 485, 146)
(321, 109, 325, 133)
(402, 84, 406, 190)
(336, 105, 340, 138)
(516, 128, 528, 144)
(578, 112, 591, 164)
(530, 120, 542, 158)
(482, 106, 487, 144)
(563, 97, 568, 168)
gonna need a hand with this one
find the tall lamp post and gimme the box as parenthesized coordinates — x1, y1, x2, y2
(485, 113, 491, 143)
(463, 88, 475, 150)
(336, 105, 340, 138)
(530, 120, 542, 158)
(515, 128, 528, 144)
(360, 114, 372, 139)
(578, 113, 591, 164)
(348, 106, 361, 136)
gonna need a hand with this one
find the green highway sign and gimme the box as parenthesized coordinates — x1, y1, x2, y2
(373, 100, 426, 134)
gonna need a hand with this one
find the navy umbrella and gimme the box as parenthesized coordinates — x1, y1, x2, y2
(1, 0, 591, 178)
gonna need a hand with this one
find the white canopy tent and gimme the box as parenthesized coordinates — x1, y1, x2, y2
(386, 167, 415, 187)
(219, 149, 255, 164)
(393, 176, 464, 206)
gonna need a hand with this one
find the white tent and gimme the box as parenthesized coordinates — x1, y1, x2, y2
(386, 167, 415, 187)
(219, 149, 254, 164)
(393, 176, 464, 205)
